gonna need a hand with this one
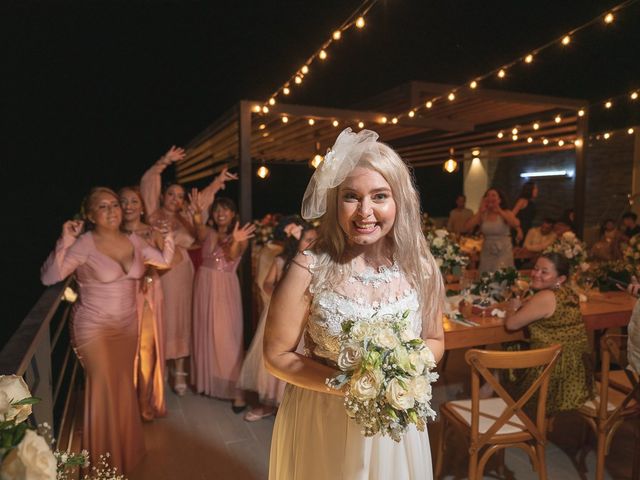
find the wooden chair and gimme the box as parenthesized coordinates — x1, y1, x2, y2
(577, 334, 640, 480)
(434, 344, 562, 480)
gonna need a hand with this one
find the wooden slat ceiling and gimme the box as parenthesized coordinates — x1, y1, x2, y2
(177, 81, 585, 183)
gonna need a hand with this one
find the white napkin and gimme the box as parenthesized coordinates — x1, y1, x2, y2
(491, 308, 506, 318)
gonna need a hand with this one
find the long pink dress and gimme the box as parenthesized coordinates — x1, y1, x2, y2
(140, 157, 218, 360)
(41, 231, 174, 474)
(192, 230, 244, 398)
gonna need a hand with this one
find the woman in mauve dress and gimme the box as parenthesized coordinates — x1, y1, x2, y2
(139, 145, 236, 394)
(189, 192, 255, 411)
(238, 218, 317, 421)
(41, 187, 174, 474)
(120, 186, 168, 421)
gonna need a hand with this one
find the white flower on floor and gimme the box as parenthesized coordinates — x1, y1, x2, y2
(0, 376, 33, 424)
(0, 430, 57, 480)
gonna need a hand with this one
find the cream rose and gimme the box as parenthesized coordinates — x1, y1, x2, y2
(400, 326, 418, 342)
(408, 351, 426, 375)
(392, 346, 411, 372)
(385, 378, 415, 410)
(374, 328, 400, 350)
(0, 375, 33, 424)
(350, 322, 371, 342)
(410, 376, 432, 403)
(350, 369, 383, 401)
(337, 343, 363, 371)
(0, 430, 57, 480)
(434, 229, 448, 238)
(420, 346, 436, 369)
(432, 237, 445, 248)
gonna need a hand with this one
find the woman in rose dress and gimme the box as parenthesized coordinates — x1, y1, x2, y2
(139, 146, 236, 394)
(238, 218, 317, 421)
(120, 186, 168, 421)
(190, 192, 255, 411)
(41, 187, 174, 474)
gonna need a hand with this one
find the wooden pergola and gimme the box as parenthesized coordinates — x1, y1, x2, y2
(178, 81, 587, 325)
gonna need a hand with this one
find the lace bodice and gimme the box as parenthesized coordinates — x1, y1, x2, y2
(303, 252, 422, 364)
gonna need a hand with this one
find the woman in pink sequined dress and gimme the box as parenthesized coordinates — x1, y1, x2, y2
(190, 192, 255, 411)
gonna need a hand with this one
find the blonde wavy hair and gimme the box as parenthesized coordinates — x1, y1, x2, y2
(310, 142, 444, 330)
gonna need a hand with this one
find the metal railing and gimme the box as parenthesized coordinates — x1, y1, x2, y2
(0, 277, 82, 448)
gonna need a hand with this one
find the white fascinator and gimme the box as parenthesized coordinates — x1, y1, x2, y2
(301, 128, 380, 220)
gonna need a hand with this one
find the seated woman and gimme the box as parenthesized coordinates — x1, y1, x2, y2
(590, 219, 623, 261)
(504, 252, 593, 415)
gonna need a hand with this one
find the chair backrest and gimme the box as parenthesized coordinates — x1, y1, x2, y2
(596, 334, 639, 420)
(464, 344, 562, 447)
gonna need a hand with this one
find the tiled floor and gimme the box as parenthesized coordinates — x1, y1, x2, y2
(129, 351, 637, 479)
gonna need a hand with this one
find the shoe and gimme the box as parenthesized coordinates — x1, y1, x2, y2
(173, 372, 188, 397)
(243, 408, 275, 422)
(231, 403, 247, 414)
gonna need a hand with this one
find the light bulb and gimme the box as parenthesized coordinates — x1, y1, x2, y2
(555, 115, 562, 123)
(558, 140, 565, 146)
(332, 120, 339, 127)
(527, 137, 533, 143)
(281, 116, 288, 123)
(497, 131, 504, 139)
(391, 117, 398, 124)
(332, 30, 341, 40)
(262, 106, 269, 114)
(294, 76, 302, 84)
(574, 139, 583, 147)
(470, 80, 478, 89)
(301, 65, 309, 75)
(562, 35, 571, 46)
(604, 132, 611, 139)
(319, 50, 327, 60)
(629, 128, 635, 135)
(358, 121, 364, 129)
(631, 92, 639, 100)
(259, 124, 266, 130)
(542, 138, 549, 145)
(443, 158, 458, 173)
(310, 154, 323, 169)
(256, 165, 270, 179)
(498, 69, 506, 78)
(512, 128, 518, 135)
(512, 135, 518, 141)
(283, 87, 290, 95)
(262, 132, 269, 138)
(408, 110, 415, 118)
(578, 109, 585, 117)
(355, 16, 365, 28)
(448, 92, 455, 101)
(268, 98, 276, 106)
(605, 100, 613, 109)
(472, 149, 480, 156)
(308, 118, 315, 126)
(252, 105, 261, 113)
(524, 54, 534, 64)
(533, 122, 540, 130)
(380, 116, 388, 124)
(604, 12, 614, 24)
(426, 100, 433, 109)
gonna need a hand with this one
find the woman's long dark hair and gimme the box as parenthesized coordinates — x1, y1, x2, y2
(275, 215, 315, 268)
(539, 251, 571, 278)
(209, 197, 238, 232)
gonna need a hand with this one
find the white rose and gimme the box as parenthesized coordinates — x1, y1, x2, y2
(337, 343, 363, 371)
(374, 328, 400, 350)
(408, 351, 426, 375)
(420, 346, 436, 369)
(432, 237, 445, 248)
(0, 430, 57, 480)
(410, 376, 432, 403)
(0, 375, 32, 424)
(350, 322, 371, 342)
(434, 229, 448, 238)
(400, 326, 418, 342)
(350, 369, 383, 401)
(385, 378, 415, 410)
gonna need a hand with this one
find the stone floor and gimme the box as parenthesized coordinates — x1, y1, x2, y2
(129, 350, 638, 480)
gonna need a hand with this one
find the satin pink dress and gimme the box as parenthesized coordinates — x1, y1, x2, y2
(41, 231, 174, 474)
(140, 158, 218, 360)
(192, 230, 244, 398)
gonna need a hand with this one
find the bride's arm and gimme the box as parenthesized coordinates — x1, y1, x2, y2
(264, 254, 342, 396)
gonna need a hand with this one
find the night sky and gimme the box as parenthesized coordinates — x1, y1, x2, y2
(3, 0, 639, 343)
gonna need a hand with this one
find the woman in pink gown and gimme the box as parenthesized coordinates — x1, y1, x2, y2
(190, 194, 255, 410)
(41, 187, 174, 474)
(140, 146, 236, 394)
(238, 219, 317, 421)
(120, 186, 168, 421)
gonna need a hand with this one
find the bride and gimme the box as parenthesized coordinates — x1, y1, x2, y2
(264, 128, 445, 479)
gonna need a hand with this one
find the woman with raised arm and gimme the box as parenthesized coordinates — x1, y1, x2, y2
(190, 191, 255, 411)
(264, 129, 445, 479)
(41, 187, 174, 474)
(140, 145, 237, 394)
(120, 186, 168, 421)
(238, 217, 317, 422)
(465, 188, 520, 273)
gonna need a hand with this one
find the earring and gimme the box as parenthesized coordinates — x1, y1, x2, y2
(554, 282, 561, 290)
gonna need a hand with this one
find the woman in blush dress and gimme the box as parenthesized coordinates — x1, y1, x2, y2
(190, 192, 255, 411)
(238, 218, 317, 421)
(120, 186, 167, 421)
(264, 128, 445, 479)
(140, 146, 236, 394)
(465, 188, 520, 273)
(41, 187, 174, 474)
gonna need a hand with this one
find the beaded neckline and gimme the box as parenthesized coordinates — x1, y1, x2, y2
(348, 261, 400, 288)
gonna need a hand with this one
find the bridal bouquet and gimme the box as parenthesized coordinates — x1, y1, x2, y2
(543, 231, 588, 270)
(0, 375, 125, 480)
(425, 229, 469, 275)
(326, 311, 438, 442)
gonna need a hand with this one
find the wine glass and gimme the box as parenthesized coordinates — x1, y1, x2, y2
(479, 284, 491, 308)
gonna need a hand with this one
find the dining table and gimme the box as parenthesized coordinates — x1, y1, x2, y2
(443, 290, 637, 351)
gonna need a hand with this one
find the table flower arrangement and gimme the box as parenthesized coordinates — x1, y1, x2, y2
(424, 228, 469, 276)
(326, 311, 438, 442)
(0, 375, 125, 480)
(543, 231, 589, 270)
(623, 234, 640, 272)
(470, 267, 520, 302)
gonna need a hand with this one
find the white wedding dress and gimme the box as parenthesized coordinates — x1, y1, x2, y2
(269, 252, 434, 479)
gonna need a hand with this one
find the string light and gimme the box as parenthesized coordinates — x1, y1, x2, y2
(448, 92, 455, 101)
(512, 128, 518, 135)
(281, 116, 289, 123)
(310, 154, 323, 169)
(259, 124, 266, 130)
(380, 116, 388, 124)
(604, 132, 611, 139)
(527, 137, 534, 143)
(294, 76, 302, 84)
(533, 122, 540, 130)
(561, 35, 571, 46)
(391, 117, 398, 124)
(498, 69, 506, 78)
(605, 100, 613, 109)
(252, 105, 261, 113)
(558, 140, 565, 146)
(355, 16, 365, 28)
(542, 138, 549, 145)
(497, 131, 504, 139)
(604, 12, 614, 24)
(524, 54, 534, 64)
(358, 121, 365, 128)
(578, 109, 585, 117)
(268, 98, 276, 106)
(301, 65, 309, 75)
(262, 106, 269, 114)
(470, 80, 478, 89)
(554, 115, 562, 123)
(256, 165, 270, 179)
(283, 87, 290, 95)
(308, 118, 315, 126)
(319, 50, 328, 60)
(332, 30, 342, 41)
(332, 120, 339, 127)
(512, 135, 518, 141)
(632, 92, 639, 100)
(425, 100, 433, 109)
(629, 128, 635, 135)
(574, 139, 583, 147)
(408, 110, 416, 118)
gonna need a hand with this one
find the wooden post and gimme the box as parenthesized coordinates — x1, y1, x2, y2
(574, 110, 588, 239)
(238, 101, 253, 346)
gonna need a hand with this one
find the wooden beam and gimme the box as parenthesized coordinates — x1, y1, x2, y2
(238, 101, 253, 345)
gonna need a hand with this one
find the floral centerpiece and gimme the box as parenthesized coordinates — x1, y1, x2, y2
(326, 311, 438, 442)
(251, 213, 278, 246)
(0, 375, 125, 480)
(470, 267, 520, 302)
(623, 234, 640, 274)
(424, 229, 469, 276)
(543, 231, 589, 271)
(586, 260, 634, 292)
